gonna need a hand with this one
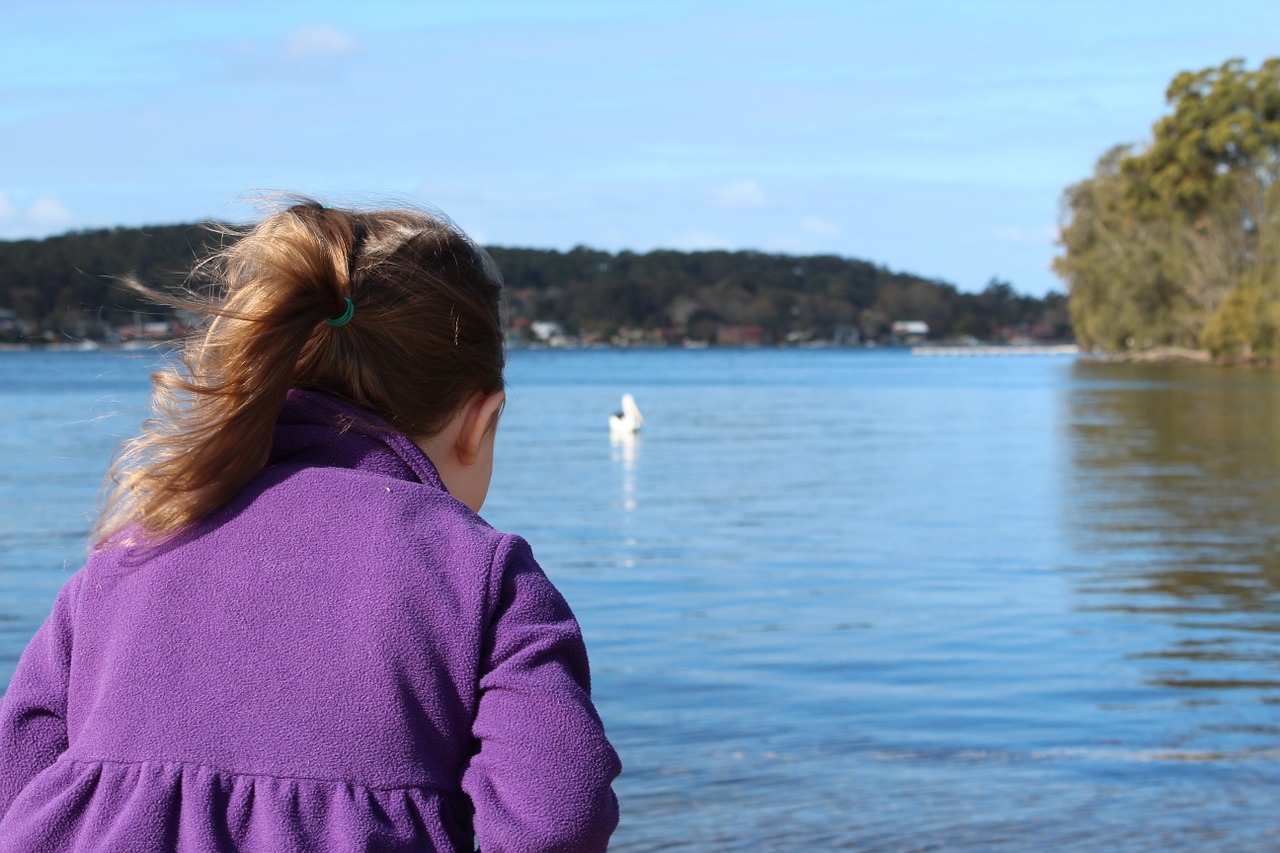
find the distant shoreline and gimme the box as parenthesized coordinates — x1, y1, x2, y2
(0, 340, 1085, 355)
(10, 342, 1269, 369)
(1081, 346, 1213, 364)
(0, 341, 168, 353)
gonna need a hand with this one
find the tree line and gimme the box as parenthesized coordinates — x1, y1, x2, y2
(0, 222, 1071, 346)
(1056, 58, 1280, 358)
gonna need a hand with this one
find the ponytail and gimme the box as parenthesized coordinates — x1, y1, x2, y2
(96, 199, 505, 547)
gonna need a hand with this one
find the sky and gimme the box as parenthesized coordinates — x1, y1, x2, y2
(3, 0, 1278, 296)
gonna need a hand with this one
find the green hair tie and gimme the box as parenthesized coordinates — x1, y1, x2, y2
(325, 297, 355, 328)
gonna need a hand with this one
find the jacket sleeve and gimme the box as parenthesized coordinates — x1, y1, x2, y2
(0, 576, 77, 819)
(463, 536, 621, 853)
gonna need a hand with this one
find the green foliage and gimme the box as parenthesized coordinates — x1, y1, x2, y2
(1199, 285, 1280, 358)
(1199, 181, 1280, 357)
(1131, 58, 1280, 218)
(1056, 147, 1197, 350)
(1058, 58, 1280, 356)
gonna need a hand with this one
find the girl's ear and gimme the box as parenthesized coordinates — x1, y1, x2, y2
(456, 390, 506, 466)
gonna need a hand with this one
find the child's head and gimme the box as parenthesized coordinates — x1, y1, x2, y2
(98, 199, 506, 545)
(243, 201, 506, 433)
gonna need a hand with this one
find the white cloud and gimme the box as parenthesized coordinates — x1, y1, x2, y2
(27, 197, 74, 229)
(799, 216, 839, 237)
(710, 180, 767, 209)
(0, 191, 77, 237)
(667, 230, 734, 251)
(285, 25, 358, 60)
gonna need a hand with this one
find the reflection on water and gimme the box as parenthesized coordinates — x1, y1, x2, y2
(1065, 360, 1280, 755)
(610, 431, 640, 513)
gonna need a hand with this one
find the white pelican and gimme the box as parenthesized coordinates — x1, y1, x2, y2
(609, 393, 644, 435)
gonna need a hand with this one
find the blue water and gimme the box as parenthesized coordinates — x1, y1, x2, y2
(3, 349, 1280, 850)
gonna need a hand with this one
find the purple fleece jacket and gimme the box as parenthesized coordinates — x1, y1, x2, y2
(0, 390, 620, 852)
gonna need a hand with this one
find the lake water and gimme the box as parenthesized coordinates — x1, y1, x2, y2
(3, 348, 1280, 851)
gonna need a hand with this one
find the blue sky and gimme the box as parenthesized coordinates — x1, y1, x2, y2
(3, 0, 1277, 296)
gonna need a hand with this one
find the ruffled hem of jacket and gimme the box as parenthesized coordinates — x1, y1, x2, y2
(0, 757, 470, 853)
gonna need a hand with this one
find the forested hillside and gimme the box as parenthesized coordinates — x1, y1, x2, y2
(0, 224, 1070, 346)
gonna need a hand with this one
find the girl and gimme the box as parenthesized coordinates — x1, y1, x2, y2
(0, 201, 620, 852)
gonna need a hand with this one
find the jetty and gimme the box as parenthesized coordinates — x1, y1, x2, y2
(911, 344, 1079, 357)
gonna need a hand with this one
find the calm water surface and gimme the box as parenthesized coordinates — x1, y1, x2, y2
(3, 349, 1280, 850)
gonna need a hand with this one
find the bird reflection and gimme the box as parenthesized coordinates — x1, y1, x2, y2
(610, 430, 639, 512)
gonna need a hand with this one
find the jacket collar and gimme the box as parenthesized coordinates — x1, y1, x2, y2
(271, 389, 447, 493)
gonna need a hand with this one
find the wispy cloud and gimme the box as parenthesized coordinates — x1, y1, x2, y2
(285, 25, 358, 60)
(27, 197, 74, 229)
(799, 216, 839, 237)
(668, 230, 734, 251)
(711, 180, 766, 209)
(990, 225, 1057, 244)
(0, 190, 76, 236)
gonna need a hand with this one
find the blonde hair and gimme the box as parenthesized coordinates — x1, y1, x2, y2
(97, 199, 505, 547)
